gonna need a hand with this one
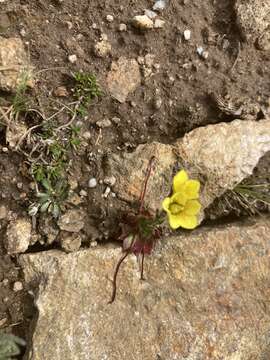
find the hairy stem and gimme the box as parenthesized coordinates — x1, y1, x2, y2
(108, 251, 130, 304)
(139, 156, 155, 214)
(108, 234, 136, 304)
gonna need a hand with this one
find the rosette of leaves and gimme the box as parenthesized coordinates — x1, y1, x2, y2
(0, 333, 25, 360)
(29, 178, 69, 218)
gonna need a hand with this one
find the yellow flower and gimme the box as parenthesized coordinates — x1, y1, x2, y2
(162, 170, 201, 230)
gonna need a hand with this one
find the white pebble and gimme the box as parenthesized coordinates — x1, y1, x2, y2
(106, 15, 114, 22)
(184, 29, 191, 40)
(88, 178, 97, 188)
(119, 23, 127, 32)
(13, 281, 23, 292)
(153, 0, 166, 11)
(104, 176, 116, 187)
(68, 54, 77, 63)
(79, 190, 88, 197)
(197, 46, 204, 56)
(202, 50, 209, 59)
(103, 186, 111, 198)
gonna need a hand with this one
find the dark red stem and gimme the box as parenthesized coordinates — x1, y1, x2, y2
(108, 234, 136, 304)
(139, 156, 155, 214)
(108, 251, 130, 304)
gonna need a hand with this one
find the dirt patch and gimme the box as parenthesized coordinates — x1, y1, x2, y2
(0, 0, 269, 355)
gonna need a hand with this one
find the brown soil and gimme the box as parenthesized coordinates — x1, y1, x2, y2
(0, 0, 269, 356)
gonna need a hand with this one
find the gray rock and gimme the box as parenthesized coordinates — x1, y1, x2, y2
(96, 119, 112, 128)
(175, 118, 270, 210)
(59, 232, 82, 253)
(235, 0, 270, 41)
(38, 215, 59, 245)
(132, 15, 154, 30)
(106, 142, 176, 213)
(57, 209, 85, 233)
(5, 218, 32, 254)
(94, 40, 112, 58)
(107, 57, 141, 103)
(0, 37, 34, 92)
(20, 217, 270, 360)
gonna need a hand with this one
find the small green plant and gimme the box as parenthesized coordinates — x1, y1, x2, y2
(233, 181, 270, 214)
(0, 333, 25, 360)
(68, 125, 81, 150)
(29, 120, 82, 218)
(29, 177, 69, 218)
(73, 72, 102, 115)
(12, 71, 31, 116)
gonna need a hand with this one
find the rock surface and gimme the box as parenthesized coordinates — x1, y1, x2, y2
(0, 37, 34, 92)
(107, 119, 270, 215)
(5, 218, 32, 254)
(57, 209, 85, 233)
(106, 141, 177, 212)
(20, 217, 270, 360)
(107, 57, 141, 103)
(175, 118, 270, 210)
(235, 0, 270, 41)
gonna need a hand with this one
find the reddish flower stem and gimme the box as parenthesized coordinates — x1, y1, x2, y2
(139, 156, 155, 214)
(108, 234, 136, 304)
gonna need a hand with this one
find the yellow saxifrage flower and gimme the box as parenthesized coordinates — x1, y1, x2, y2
(162, 170, 201, 230)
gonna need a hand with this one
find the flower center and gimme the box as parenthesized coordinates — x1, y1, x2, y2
(169, 203, 184, 215)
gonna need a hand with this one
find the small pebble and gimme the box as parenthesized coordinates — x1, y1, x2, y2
(2, 147, 8, 153)
(197, 46, 204, 56)
(153, 0, 166, 11)
(118, 23, 127, 32)
(79, 189, 88, 197)
(88, 178, 97, 188)
(112, 116, 121, 124)
(82, 131, 91, 140)
(184, 29, 191, 40)
(68, 54, 77, 63)
(132, 15, 154, 30)
(103, 186, 111, 198)
(104, 176, 116, 187)
(13, 281, 23, 292)
(96, 119, 112, 128)
(106, 15, 114, 22)
(202, 50, 209, 59)
(20, 28, 26, 37)
(2, 279, 9, 286)
(54, 86, 69, 97)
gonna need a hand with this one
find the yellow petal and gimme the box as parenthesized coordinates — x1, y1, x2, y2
(184, 180, 200, 199)
(183, 200, 201, 215)
(162, 197, 171, 213)
(168, 212, 198, 230)
(171, 191, 187, 206)
(173, 170, 188, 193)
